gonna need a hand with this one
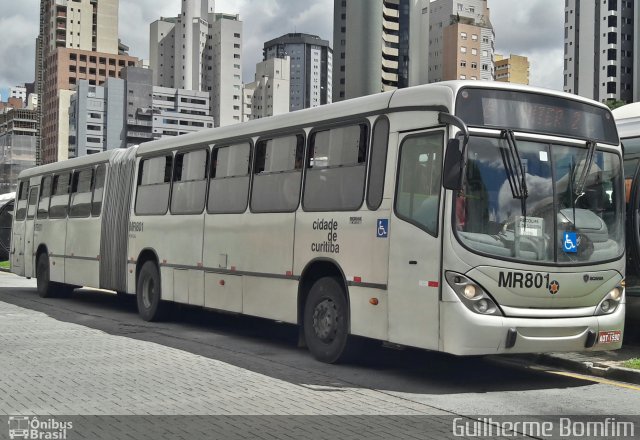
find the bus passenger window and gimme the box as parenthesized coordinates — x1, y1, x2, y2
(91, 165, 106, 217)
(171, 149, 208, 215)
(69, 168, 94, 218)
(367, 117, 390, 210)
(15, 181, 29, 221)
(208, 142, 251, 214)
(38, 176, 52, 219)
(395, 133, 443, 236)
(135, 155, 173, 216)
(251, 134, 304, 213)
(303, 123, 368, 211)
(26, 188, 38, 220)
(49, 173, 71, 219)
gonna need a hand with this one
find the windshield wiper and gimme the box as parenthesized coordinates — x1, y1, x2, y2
(574, 140, 597, 202)
(500, 130, 528, 222)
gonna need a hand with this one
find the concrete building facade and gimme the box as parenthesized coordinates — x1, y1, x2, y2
(149, 1, 243, 127)
(564, 0, 639, 103)
(243, 57, 291, 121)
(263, 33, 332, 111)
(36, 0, 138, 164)
(0, 109, 38, 193)
(333, 0, 429, 101)
(69, 67, 213, 157)
(429, 0, 494, 82)
(494, 54, 529, 85)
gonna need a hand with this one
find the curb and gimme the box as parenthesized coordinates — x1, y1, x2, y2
(532, 353, 640, 385)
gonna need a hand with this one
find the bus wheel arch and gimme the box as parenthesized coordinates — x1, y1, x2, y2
(298, 259, 354, 363)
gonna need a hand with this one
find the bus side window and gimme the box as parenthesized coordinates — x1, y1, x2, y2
(303, 123, 368, 211)
(395, 132, 443, 237)
(69, 168, 94, 218)
(49, 173, 71, 219)
(135, 155, 173, 216)
(38, 176, 52, 219)
(91, 165, 106, 217)
(251, 134, 304, 213)
(171, 149, 208, 215)
(15, 181, 29, 221)
(208, 142, 251, 214)
(367, 116, 390, 210)
(26, 188, 38, 220)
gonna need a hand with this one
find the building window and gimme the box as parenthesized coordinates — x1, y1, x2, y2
(460, 47, 467, 53)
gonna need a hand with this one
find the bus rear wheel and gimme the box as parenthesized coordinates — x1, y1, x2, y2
(303, 276, 353, 363)
(36, 253, 54, 298)
(136, 261, 169, 322)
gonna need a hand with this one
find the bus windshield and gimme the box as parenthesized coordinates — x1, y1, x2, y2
(455, 136, 624, 264)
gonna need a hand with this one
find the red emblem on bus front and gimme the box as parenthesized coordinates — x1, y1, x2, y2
(549, 280, 560, 295)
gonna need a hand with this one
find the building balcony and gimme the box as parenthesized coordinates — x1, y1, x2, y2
(382, 5, 399, 18)
(382, 33, 399, 44)
(383, 20, 400, 32)
(127, 119, 153, 127)
(382, 58, 398, 69)
(127, 130, 155, 139)
(382, 71, 398, 82)
(382, 45, 399, 57)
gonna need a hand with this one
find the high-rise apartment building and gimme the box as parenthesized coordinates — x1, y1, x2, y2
(263, 33, 332, 111)
(564, 0, 639, 103)
(494, 54, 529, 85)
(149, 2, 243, 127)
(243, 57, 291, 121)
(429, 0, 494, 82)
(332, 0, 429, 101)
(36, 0, 138, 164)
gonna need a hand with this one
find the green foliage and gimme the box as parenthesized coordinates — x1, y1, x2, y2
(623, 358, 640, 370)
(0, 261, 9, 270)
(605, 99, 627, 110)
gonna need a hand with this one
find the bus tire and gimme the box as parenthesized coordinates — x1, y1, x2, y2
(136, 261, 168, 322)
(303, 276, 352, 364)
(36, 253, 54, 298)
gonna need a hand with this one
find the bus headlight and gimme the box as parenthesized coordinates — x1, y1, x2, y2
(445, 272, 503, 316)
(595, 285, 624, 316)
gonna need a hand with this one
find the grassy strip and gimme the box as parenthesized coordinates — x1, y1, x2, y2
(0, 261, 9, 270)
(623, 358, 640, 370)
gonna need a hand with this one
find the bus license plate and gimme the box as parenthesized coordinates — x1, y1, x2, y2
(598, 330, 621, 344)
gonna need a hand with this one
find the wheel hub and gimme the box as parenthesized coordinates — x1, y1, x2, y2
(312, 298, 338, 342)
(143, 277, 155, 309)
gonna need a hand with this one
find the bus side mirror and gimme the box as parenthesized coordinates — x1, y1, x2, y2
(443, 139, 463, 190)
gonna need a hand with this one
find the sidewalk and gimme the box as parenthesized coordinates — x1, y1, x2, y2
(526, 345, 640, 385)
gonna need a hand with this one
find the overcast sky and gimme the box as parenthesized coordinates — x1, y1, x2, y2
(0, 0, 564, 98)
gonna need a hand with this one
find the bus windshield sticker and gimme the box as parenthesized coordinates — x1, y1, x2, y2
(516, 216, 543, 238)
(377, 219, 388, 238)
(563, 232, 578, 253)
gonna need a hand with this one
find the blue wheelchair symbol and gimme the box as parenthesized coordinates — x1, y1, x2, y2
(377, 219, 389, 238)
(563, 232, 578, 253)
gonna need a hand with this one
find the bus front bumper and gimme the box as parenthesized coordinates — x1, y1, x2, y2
(440, 300, 625, 356)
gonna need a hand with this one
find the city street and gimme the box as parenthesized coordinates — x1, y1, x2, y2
(1, 271, 640, 439)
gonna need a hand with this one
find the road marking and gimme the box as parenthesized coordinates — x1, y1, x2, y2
(547, 370, 640, 392)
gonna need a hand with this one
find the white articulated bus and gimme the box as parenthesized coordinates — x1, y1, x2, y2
(11, 81, 625, 362)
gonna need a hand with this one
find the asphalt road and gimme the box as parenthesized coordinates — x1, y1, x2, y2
(1, 272, 639, 439)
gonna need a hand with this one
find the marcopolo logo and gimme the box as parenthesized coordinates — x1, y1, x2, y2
(8, 416, 73, 440)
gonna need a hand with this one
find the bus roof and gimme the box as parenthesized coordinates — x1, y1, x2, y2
(18, 148, 121, 180)
(612, 102, 640, 139)
(18, 81, 612, 181)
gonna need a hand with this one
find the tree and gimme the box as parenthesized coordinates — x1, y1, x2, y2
(605, 99, 627, 110)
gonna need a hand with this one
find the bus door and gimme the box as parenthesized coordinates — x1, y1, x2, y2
(11, 183, 29, 276)
(23, 185, 40, 278)
(625, 155, 640, 296)
(387, 129, 444, 350)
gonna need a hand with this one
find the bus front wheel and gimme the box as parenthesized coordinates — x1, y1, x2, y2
(303, 276, 352, 363)
(136, 261, 169, 322)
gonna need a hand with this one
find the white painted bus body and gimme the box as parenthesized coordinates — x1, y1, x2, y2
(11, 82, 625, 357)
